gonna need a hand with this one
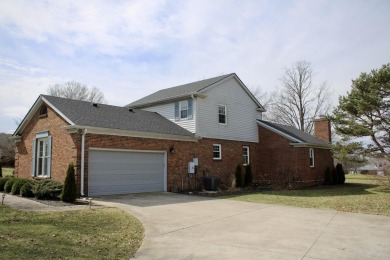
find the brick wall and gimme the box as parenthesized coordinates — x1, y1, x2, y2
(15, 105, 78, 181)
(15, 103, 333, 194)
(82, 134, 256, 194)
(314, 117, 331, 143)
(254, 126, 333, 188)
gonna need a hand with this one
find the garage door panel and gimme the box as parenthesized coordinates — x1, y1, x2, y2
(88, 150, 165, 196)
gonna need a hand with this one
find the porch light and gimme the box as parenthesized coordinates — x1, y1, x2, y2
(169, 145, 175, 154)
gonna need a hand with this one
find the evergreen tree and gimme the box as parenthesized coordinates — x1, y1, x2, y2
(244, 164, 253, 186)
(332, 63, 389, 162)
(61, 163, 77, 202)
(235, 164, 243, 188)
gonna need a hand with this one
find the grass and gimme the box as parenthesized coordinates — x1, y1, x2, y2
(2, 167, 14, 177)
(0, 206, 144, 259)
(223, 174, 390, 216)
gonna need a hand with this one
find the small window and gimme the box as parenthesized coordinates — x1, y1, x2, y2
(218, 105, 226, 124)
(309, 148, 314, 167)
(213, 144, 221, 160)
(243, 146, 250, 166)
(39, 105, 48, 117)
(180, 101, 188, 119)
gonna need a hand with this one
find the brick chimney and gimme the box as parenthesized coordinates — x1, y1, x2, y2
(314, 116, 331, 143)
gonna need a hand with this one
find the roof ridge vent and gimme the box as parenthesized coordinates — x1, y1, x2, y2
(92, 103, 99, 108)
(128, 108, 134, 112)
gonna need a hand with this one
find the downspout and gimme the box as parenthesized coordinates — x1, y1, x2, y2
(80, 128, 87, 197)
(191, 94, 196, 134)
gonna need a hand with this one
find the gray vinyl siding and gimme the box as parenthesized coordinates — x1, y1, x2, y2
(142, 100, 197, 133)
(197, 78, 261, 142)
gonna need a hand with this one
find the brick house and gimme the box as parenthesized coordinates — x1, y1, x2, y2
(12, 73, 333, 196)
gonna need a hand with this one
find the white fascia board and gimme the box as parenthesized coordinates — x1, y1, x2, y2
(13, 95, 75, 136)
(13, 96, 43, 136)
(64, 125, 199, 142)
(41, 96, 74, 125)
(200, 74, 266, 112)
(290, 143, 332, 149)
(257, 121, 303, 143)
(130, 92, 207, 108)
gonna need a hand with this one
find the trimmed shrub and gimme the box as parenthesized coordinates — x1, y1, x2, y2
(336, 163, 346, 184)
(324, 166, 333, 185)
(331, 165, 338, 185)
(4, 178, 17, 193)
(0, 176, 13, 191)
(32, 179, 63, 200)
(244, 164, 253, 186)
(61, 163, 77, 202)
(235, 164, 243, 188)
(11, 178, 30, 195)
(20, 181, 35, 197)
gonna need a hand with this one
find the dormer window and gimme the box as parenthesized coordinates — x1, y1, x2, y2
(39, 105, 48, 117)
(218, 105, 226, 124)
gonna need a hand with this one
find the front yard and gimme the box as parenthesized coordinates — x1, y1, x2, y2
(224, 174, 390, 216)
(0, 206, 144, 259)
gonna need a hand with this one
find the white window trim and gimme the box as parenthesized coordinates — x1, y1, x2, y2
(213, 144, 222, 160)
(243, 146, 250, 166)
(309, 148, 315, 168)
(36, 137, 50, 177)
(218, 104, 227, 125)
(180, 100, 188, 119)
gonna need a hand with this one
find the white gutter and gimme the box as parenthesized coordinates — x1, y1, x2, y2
(80, 128, 87, 196)
(191, 94, 197, 134)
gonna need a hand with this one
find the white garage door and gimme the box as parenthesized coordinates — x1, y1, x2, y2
(88, 149, 166, 196)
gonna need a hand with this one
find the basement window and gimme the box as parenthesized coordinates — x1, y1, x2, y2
(309, 148, 315, 167)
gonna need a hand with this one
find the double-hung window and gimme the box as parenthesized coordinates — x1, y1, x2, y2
(180, 100, 188, 119)
(213, 144, 222, 160)
(32, 132, 52, 178)
(243, 146, 250, 166)
(218, 105, 227, 124)
(309, 148, 314, 167)
(175, 100, 193, 121)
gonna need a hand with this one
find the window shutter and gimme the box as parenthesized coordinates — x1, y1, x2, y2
(174, 102, 179, 121)
(188, 99, 193, 119)
(47, 136, 52, 178)
(31, 139, 36, 177)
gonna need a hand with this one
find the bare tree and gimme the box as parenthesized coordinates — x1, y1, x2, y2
(47, 81, 105, 103)
(0, 133, 15, 166)
(267, 61, 332, 133)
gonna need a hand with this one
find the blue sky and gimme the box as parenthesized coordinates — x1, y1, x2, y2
(0, 0, 389, 133)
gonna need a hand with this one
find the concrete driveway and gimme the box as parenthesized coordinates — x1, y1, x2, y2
(95, 192, 390, 260)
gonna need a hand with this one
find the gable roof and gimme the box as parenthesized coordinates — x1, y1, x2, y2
(128, 73, 266, 111)
(14, 95, 195, 140)
(257, 120, 330, 147)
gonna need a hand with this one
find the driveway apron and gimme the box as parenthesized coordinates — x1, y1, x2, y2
(94, 192, 390, 260)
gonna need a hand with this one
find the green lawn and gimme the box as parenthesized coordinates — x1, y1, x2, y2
(2, 167, 14, 177)
(0, 206, 144, 259)
(224, 174, 390, 216)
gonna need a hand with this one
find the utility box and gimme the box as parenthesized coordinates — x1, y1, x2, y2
(193, 158, 198, 166)
(188, 162, 195, 174)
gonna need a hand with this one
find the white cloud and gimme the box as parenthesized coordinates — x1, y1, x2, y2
(0, 0, 389, 133)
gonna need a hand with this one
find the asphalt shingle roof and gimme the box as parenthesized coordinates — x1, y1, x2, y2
(43, 95, 194, 137)
(128, 73, 234, 107)
(257, 120, 329, 145)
